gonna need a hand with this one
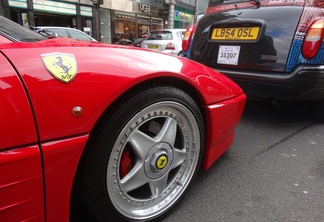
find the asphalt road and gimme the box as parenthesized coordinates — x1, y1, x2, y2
(162, 99, 324, 222)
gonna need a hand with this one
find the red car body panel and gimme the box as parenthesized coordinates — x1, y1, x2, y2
(0, 38, 246, 221)
(0, 146, 44, 222)
(0, 54, 38, 150)
(42, 135, 88, 222)
(0, 53, 44, 221)
(203, 94, 246, 170)
(2, 40, 243, 141)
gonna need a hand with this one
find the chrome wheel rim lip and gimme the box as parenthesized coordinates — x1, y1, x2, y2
(107, 101, 201, 220)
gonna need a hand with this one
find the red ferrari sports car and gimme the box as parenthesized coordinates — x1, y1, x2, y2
(0, 16, 246, 222)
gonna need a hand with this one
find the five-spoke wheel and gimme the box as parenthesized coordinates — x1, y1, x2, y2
(78, 86, 204, 221)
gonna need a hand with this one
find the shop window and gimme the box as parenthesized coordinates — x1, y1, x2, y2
(82, 18, 93, 37)
(35, 13, 74, 27)
(174, 10, 194, 29)
(115, 12, 136, 40)
(138, 15, 151, 37)
(10, 10, 28, 26)
(151, 18, 163, 31)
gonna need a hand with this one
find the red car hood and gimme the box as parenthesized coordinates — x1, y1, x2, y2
(1, 37, 244, 105)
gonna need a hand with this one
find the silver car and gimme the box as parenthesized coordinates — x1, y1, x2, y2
(141, 29, 186, 55)
(35, 26, 97, 42)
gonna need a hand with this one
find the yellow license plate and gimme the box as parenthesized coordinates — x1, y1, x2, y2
(148, 45, 159, 49)
(211, 27, 260, 40)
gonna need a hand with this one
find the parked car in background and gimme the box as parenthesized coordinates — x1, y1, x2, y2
(132, 35, 147, 47)
(0, 15, 246, 222)
(188, 0, 324, 121)
(141, 29, 186, 55)
(132, 37, 145, 47)
(118, 38, 133, 45)
(35, 26, 97, 42)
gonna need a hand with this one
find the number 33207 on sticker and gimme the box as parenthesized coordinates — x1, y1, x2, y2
(217, 45, 240, 65)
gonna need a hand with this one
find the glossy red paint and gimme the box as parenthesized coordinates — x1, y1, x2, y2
(203, 94, 246, 170)
(0, 35, 12, 44)
(0, 54, 38, 150)
(42, 135, 88, 222)
(0, 146, 44, 222)
(2, 42, 243, 143)
(0, 53, 43, 221)
(0, 37, 246, 221)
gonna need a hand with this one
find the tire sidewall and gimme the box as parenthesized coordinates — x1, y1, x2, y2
(82, 86, 205, 221)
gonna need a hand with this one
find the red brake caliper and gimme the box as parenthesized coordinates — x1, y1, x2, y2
(120, 150, 133, 178)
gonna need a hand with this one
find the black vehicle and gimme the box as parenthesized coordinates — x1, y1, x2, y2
(187, 0, 324, 120)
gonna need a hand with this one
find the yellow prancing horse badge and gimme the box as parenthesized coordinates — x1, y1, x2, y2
(41, 53, 77, 83)
(156, 155, 168, 169)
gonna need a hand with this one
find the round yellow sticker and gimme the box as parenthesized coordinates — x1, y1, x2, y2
(156, 155, 168, 169)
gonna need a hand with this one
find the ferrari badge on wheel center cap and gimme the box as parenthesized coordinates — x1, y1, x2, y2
(156, 155, 168, 169)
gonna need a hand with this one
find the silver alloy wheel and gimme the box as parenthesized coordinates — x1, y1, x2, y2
(107, 101, 201, 220)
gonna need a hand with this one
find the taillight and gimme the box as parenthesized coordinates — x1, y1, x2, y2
(302, 19, 324, 59)
(166, 42, 175, 50)
(182, 25, 195, 52)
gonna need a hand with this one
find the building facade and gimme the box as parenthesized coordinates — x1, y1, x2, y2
(0, 0, 203, 43)
(0, 0, 96, 36)
(99, 0, 198, 43)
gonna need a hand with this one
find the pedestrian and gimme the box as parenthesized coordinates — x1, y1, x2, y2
(128, 33, 135, 42)
(113, 33, 120, 44)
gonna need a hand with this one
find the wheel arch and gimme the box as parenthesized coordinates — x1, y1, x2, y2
(88, 76, 207, 144)
(70, 76, 208, 219)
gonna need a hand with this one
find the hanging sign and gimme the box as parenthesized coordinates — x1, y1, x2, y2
(139, 4, 150, 13)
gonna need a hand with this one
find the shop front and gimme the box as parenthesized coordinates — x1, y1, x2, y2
(174, 5, 194, 29)
(100, 1, 164, 44)
(2, 0, 95, 38)
(6, 0, 29, 26)
(114, 12, 162, 39)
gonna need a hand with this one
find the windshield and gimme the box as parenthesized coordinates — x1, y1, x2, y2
(0, 16, 46, 42)
(208, 0, 250, 6)
(133, 38, 145, 44)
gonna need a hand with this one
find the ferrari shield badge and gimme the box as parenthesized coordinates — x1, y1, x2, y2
(41, 53, 77, 83)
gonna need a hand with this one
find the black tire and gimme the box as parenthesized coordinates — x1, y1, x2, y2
(78, 86, 205, 221)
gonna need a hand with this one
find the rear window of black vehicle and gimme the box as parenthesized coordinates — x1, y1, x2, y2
(208, 0, 250, 6)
